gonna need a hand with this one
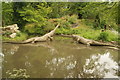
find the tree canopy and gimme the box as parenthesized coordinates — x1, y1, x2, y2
(2, 2, 119, 32)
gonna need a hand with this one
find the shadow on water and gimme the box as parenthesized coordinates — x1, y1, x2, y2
(2, 36, 119, 78)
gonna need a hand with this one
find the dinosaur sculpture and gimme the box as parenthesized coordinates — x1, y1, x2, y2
(60, 34, 118, 47)
(4, 24, 60, 44)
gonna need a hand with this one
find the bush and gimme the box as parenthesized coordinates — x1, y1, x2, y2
(24, 23, 45, 35)
(56, 28, 72, 35)
(106, 31, 118, 41)
(67, 15, 78, 24)
(55, 15, 79, 35)
(81, 19, 94, 28)
(43, 21, 55, 32)
(98, 32, 109, 41)
(56, 15, 78, 28)
(24, 21, 55, 35)
(58, 20, 71, 29)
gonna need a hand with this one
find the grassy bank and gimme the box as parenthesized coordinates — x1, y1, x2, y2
(56, 22, 118, 42)
(3, 33, 28, 42)
(3, 27, 119, 43)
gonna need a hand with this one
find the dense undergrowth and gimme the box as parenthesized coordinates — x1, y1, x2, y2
(3, 15, 119, 43)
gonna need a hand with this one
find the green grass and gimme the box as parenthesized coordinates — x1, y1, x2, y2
(3, 28, 118, 42)
(76, 29, 100, 40)
(3, 32, 28, 41)
(55, 17, 119, 42)
(104, 31, 118, 41)
(56, 25, 118, 42)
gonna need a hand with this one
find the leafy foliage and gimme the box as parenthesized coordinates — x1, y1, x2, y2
(2, 2, 13, 26)
(2, 2, 119, 42)
(80, 2, 118, 30)
(24, 21, 55, 35)
(98, 32, 109, 41)
(19, 3, 51, 23)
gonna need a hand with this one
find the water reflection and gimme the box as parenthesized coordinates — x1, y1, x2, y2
(3, 44, 19, 55)
(25, 61, 32, 68)
(2, 39, 119, 78)
(45, 55, 77, 78)
(82, 51, 118, 78)
(6, 68, 30, 78)
(44, 51, 119, 78)
(45, 55, 76, 70)
(23, 43, 58, 55)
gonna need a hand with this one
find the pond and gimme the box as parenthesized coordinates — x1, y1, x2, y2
(2, 36, 119, 78)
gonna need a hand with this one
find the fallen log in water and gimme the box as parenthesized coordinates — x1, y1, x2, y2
(59, 34, 119, 47)
(3, 24, 60, 44)
(107, 47, 119, 50)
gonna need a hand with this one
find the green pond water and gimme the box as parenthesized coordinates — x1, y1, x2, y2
(2, 37, 119, 78)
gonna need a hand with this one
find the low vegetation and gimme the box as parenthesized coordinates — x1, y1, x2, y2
(3, 14, 119, 43)
(3, 32, 28, 41)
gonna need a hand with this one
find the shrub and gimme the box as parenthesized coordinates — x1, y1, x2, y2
(59, 20, 71, 29)
(15, 32, 28, 41)
(81, 19, 94, 28)
(43, 21, 55, 32)
(24, 21, 55, 35)
(105, 31, 118, 41)
(67, 15, 78, 24)
(24, 23, 44, 35)
(98, 32, 109, 41)
(56, 15, 78, 28)
(55, 15, 79, 35)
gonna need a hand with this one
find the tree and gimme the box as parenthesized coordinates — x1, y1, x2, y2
(12, 2, 27, 30)
(2, 2, 13, 26)
(80, 2, 118, 30)
(48, 2, 70, 18)
(18, 2, 52, 34)
(19, 2, 51, 23)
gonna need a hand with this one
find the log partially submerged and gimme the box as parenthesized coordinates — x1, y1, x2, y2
(3, 24, 60, 44)
(60, 34, 118, 47)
